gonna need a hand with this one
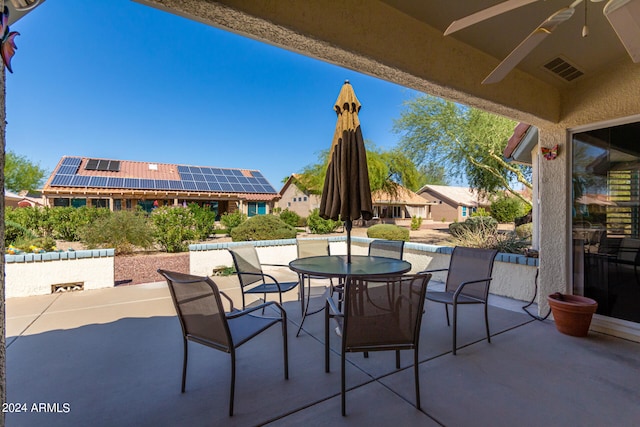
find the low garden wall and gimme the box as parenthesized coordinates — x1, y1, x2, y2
(189, 236, 539, 303)
(5, 250, 115, 298)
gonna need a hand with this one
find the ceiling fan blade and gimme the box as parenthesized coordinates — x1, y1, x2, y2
(445, 0, 540, 36)
(483, 7, 576, 84)
(604, 0, 640, 62)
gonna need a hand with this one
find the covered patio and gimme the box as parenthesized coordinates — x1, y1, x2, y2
(6, 272, 640, 426)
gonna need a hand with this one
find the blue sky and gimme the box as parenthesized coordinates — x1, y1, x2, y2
(5, 0, 421, 189)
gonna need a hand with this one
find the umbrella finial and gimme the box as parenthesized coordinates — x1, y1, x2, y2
(344, 79, 350, 84)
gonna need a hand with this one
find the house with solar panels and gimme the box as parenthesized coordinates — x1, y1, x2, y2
(41, 157, 280, 218)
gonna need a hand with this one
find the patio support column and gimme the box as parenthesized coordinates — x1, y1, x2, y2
(1, 63, 6, 426)
(537, 125, 570, 315)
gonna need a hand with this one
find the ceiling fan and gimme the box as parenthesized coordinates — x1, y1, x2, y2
(444, 0, 640, 84)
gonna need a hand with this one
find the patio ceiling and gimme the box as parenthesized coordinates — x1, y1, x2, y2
(135, 0, 640, 127)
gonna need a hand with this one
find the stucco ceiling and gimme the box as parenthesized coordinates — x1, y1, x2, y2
(380, 0, 633, 88)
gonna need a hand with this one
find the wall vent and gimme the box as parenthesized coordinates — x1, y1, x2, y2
(543, 57, 584, 82)
(51, 282, 84, 293)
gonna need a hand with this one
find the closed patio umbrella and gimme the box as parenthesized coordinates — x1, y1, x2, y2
(319, 80, 373, 263)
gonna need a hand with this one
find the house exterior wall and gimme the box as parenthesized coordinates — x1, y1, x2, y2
(278, 184, 320, 218)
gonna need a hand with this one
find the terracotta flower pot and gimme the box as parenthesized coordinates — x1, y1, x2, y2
(547, 293, 598, 337)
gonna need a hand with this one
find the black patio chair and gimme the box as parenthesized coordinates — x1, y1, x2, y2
(325, 273, 431, 416)
(228, 245, 300, 311)
(158, 269, 289, 416)
(368, 239, 405, 259)
(422, 246, 498, 355)
(296, 238, 333, 336)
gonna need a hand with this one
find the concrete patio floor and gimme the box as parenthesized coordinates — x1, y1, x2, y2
(6, 268, 640, 427)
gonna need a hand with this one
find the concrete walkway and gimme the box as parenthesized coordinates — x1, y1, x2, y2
(5, 271, 640, 426)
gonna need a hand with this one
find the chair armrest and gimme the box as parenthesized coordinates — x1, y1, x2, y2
(219, 290, 235, 311)
(227, 300, 287, 321)
(453, 277, 494, 300)
(418, 268, 449, 274)
(261, 263, 290, 268)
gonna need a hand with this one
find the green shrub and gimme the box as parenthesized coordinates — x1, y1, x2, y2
(81, 210, 154, 254)
(297, 216, 308, 227)
(471, 207, 491, 217)
(490, 195, 529, 223)
(515, 223, 533, 239)
(187, 203, 217, 240)
(450, 223, 528, 255)
(410, 216, 423, 231)
(220, 211, 247, 233)
(11, 235, 57, 253)
(230, 214, 297, 242)
(366, 224, 410, 241)
(279, 209, 301, 228)
(5, 220, 36, 246)
(151, 206, 198, 253)
(449, 216, 498, 237)
(307, 208, 341, 234)
(5, 206, 52, 238)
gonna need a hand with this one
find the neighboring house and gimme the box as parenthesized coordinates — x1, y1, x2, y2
(417, 185, 489, 223)
(371, 185, 432, 226)
(41, 157, 280, 218)
(278, 174, 321, 218)
(4, 190, 45, 208)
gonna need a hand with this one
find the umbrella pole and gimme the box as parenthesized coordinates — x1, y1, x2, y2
(346, 219, 352, 264)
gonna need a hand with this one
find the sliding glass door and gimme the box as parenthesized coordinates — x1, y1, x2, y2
(572, 120, 640, 323)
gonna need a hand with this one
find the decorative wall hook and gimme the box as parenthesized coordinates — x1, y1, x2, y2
(541, 144, 559, 160)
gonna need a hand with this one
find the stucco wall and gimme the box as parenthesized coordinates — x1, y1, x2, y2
(278, 184, 320, 218)
(5, 250, 115, 298)
(190, 238, 539, 303)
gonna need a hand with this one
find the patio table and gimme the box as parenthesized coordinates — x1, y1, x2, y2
(289, 255, 412, 335)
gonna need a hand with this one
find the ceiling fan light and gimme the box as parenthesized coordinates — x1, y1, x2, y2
(604, 0, 640, 62)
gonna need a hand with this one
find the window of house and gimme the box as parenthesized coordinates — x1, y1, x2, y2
(114, 199, 122, 211)
(303, 196, 307, 201)
(248, 202, 266, 217)
(53, 198, 70, 207)
(392, 206, 402, 218)
(462, 206, 467, 217)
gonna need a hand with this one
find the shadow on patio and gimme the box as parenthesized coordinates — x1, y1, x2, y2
(6, 274, 640, 426)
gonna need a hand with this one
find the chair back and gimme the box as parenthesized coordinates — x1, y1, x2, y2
(342, 273, 431, 352)
(297, 239, 330, 258)
(368, 239, 405, 259)
(617, 238, 640, 264)
(445, 247, 498, 301)
(158, 269, 232, 351)
(228, 245, 263, 287)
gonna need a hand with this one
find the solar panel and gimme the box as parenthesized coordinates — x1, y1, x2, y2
(180, 172, 193, 181)
(256, 178, 269, 185)
(192, 174, 206, 182)
(183, 181, 197, 190)
(51, 174, 73, 186)
(237, 176, 250, 184)
(62, 157, 82, 167)
(85, 159, 99, 170)
(168, 180, 183, 190)
(208, 182, 222, 192)
(263, 184, 277, 193)
(195, 181, 210, 191)
(177, 165, 190, 174)
(71, 175, 91, 187)
(242, 184, 257, 192)
(227, 176, 239, 183)
(107, 161, 120, 171)
(221, 169, 234, 176)
(232, 169, 243, 176)
(155, 179, 170, 190)
(140, 179, 155, 189)
(107, 177, 124, 188)
(220, 183, 234, 192)
(124, 178, 140, 189)
(201, 167, 213, 175)
(215, 175, 229, 183)
(89, 176, 108, 187)
(211, 168, 223, 175)
(58, 165, 78, 175)
(252, 171, 264, 178)
(189, 166, 202, 174)
(205, 175, 218, 183)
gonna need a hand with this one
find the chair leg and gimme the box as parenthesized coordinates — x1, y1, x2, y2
(414, 347, 421, 410)
(282, 318, 289, 379)
(325, 300, 330, 373)
(181, 338, 188, 393)
(396, 350, 401, 369)
(484, 302, 491, 344)
(229, 351, 236, 417)
(341, 352, 346, 416)
(444, 304, 450, 326)
(452, 302, 458, 355)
